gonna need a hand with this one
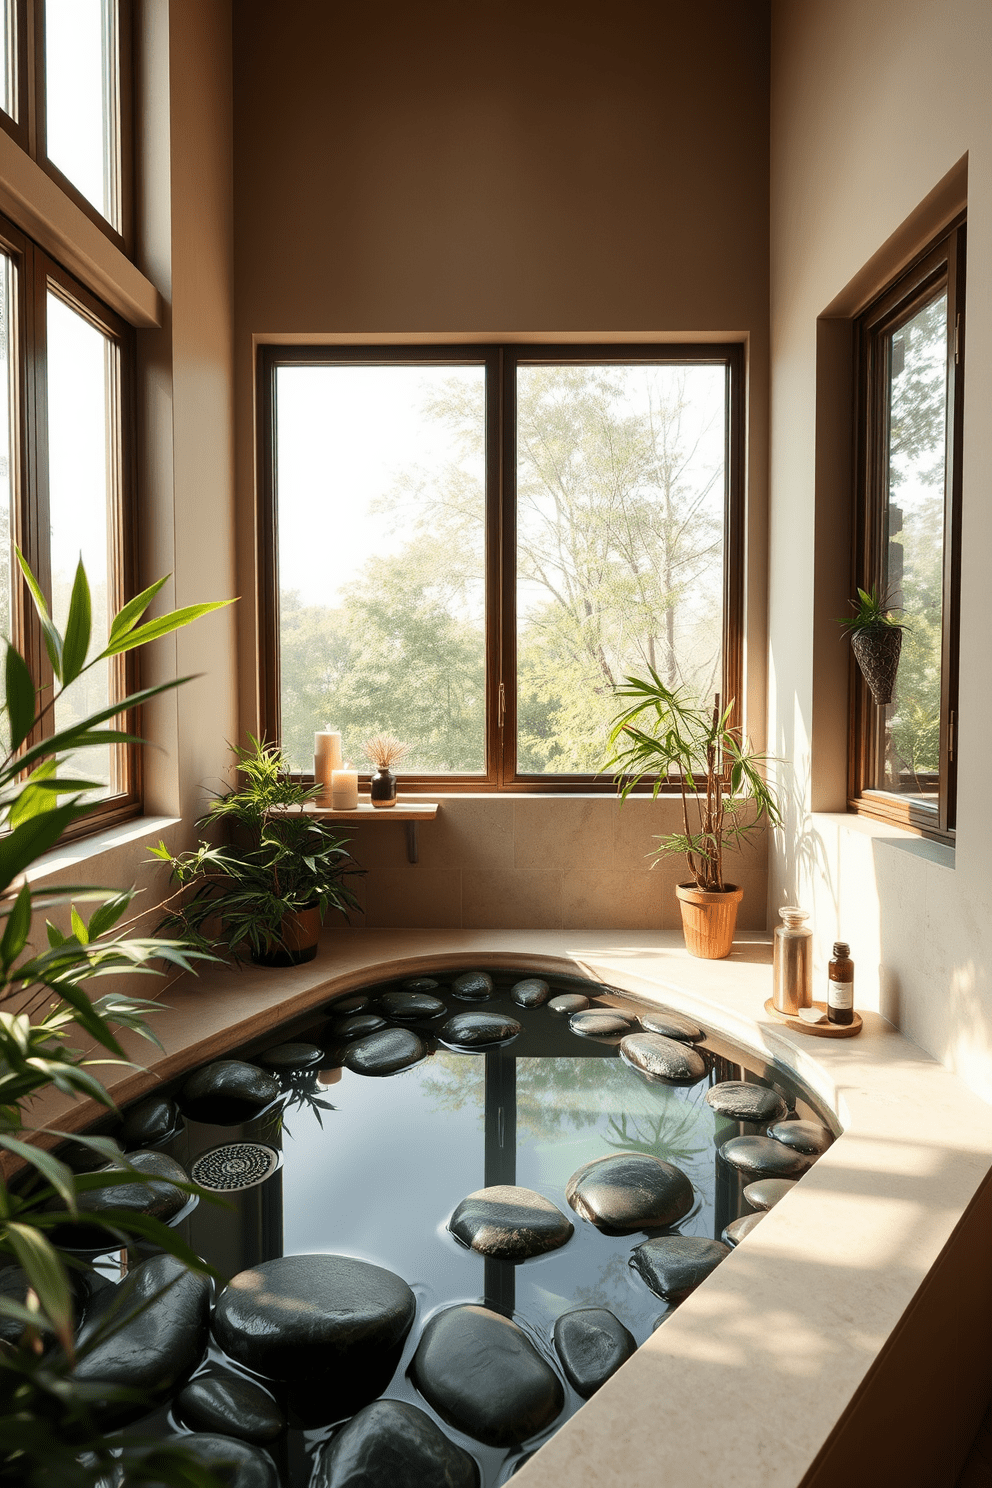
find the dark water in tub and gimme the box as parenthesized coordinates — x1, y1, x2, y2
(106, 971, 833, 1485)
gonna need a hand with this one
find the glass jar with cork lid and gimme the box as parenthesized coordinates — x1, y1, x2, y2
(772, 906, 813, 1016)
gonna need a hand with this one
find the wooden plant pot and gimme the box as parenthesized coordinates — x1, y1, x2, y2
(252, 904, 321, 968)
(675, 882, 743, 960)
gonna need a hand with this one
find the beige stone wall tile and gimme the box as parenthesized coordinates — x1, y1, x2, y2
(612, 794, 686, 872)
(561, 868, 669, 931)
(364, 869, 462, 928)
(461, 870, 563, 929)
(513, 798, 616, 873)
(413, 796, 515, 872)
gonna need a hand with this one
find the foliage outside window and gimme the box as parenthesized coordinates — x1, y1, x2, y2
(260, 346, 743, 790)
(851, 220, 965, 840)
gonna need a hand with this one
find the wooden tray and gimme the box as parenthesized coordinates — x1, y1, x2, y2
(764, 999, 862, 1038)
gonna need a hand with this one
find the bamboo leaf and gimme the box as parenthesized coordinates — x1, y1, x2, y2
(60, 557, 92, 686)
(5, 1221, 74, 1358)
(4, 644, 35, 753)
(0, 1134, 76, 1212)
(14, 549, 63, 680)
(107, 574, 170, 643)
(70, 906, 88, 944)
(0, 882, 32, 967)
(0, 804, 80, 895)
(98, 599, 236, 659)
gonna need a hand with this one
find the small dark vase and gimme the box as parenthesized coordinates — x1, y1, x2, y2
(370, 767, 397, 808)
(252, 904, 321, 967)
(851, 624, 903, 706)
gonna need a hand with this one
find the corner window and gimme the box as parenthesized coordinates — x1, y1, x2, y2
(259, 344, 743, 791)
(851, 219, 965, 840)
(43, 0, 123, 234)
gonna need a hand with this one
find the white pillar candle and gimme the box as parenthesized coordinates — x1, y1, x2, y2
(314, 730, 343, 805)
(330, 764, 359, 811)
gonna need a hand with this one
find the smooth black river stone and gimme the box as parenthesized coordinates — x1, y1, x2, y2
(62, 1136, 124, 1173)
(719, 1134, 812, 1179)
(631, 1235, 731, 1303)
(548, 993, 590, 1014)
(705, 1080, 789, 1124)
(330, 1013, 388, 1041)
(569, 1009, 633, 1038)
(176, 1367, 285, 1444)
(723, 1212, 765, 1247)
(121, 1095, 182, 1149)
(74, 1253, 211, 1426)
(510, 978, 551, 1008)
(213, 1254, 416, 1392)
(332, 994, 370, 1015)
(440, 1011, 521, 1048)
(743, 1177, 797, 1211)
(619, 1032, 707, 1085)
(258, 1042, 325, 1070)
(637, 1009, 704, 1044)
(565, 1153, 694, 1234)
(410, 1304, 564, 1447)
(309, 1400, 479, 1488)
(179, 1060, 281, 1124)
(451, 971, 494, 1002)
(402, 977, 440, 994)
(768, 1118, 832, 1156)
(50, 1151, 191, 1245)
(166, 1435, 279, 1488)
(344, 1027, 428, 1076)
(449, 1186, 573, 1259)
(378, 991, 446, 1020)
(552, 1308, 636, 1398)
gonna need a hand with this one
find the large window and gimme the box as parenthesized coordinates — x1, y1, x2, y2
(0, 217, 136, 828)
(851, 220, 965, 840)
(260, 345, 743, 791)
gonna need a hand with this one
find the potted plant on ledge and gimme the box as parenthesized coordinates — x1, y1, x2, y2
(605, 671, 781, 959)
(153, 736, 362, 965)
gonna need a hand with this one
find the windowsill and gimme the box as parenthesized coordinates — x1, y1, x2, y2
(22, 814, 182, 888)
(819, 808, 955, 870)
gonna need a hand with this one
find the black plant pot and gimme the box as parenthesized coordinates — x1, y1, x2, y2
(370, 767, 397, 808)
(851, 624, 903, 706)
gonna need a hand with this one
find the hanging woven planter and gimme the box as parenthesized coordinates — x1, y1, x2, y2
(851, 623, 903, 706)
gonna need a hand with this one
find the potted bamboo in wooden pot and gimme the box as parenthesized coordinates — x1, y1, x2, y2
(605, 671, 781, 959)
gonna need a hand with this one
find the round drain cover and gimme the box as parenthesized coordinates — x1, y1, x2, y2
(191, 1142, 281, 1192)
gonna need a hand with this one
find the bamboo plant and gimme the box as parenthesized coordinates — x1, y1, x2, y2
(605, 669, 781, 891)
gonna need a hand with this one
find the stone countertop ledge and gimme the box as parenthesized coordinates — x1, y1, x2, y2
(26, 927, 992, 1488)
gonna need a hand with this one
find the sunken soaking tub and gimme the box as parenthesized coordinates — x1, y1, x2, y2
(57, 963, 837, 1488)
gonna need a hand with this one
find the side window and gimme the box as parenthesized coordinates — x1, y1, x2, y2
(851, 220, 965, 840)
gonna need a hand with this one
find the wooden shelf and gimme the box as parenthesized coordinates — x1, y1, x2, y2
(269, 800, 439, 862)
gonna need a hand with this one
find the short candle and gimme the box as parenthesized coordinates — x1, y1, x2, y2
(330, 765, 359, 811)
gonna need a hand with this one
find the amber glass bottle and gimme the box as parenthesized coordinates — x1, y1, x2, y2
(827, 942, 854, 1026)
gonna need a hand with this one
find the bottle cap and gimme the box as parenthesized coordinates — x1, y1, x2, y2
(779, 906, 809, 927)
(832, 941, 850, 957)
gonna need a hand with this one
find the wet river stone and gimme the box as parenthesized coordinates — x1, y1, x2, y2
(179, 1060, 281, 1124)
(637, 1009, 704, 1043)
(403, 977, 440, 993)
(344, 1027, 428, 1076)
(631, 1235, 731, 1303)
(310, 1400, 479, 1488)
(565, 1153, 694, 1234)
(723, 1211, 765, 1247)
(548, 993, 590, 1014)
(410, 1303, 564, 1446)
(769, 1118, 832, 1156)
(449, 1186, 573, 1259)
(166, 1435, 278, 1488)
(743, 1177, 797, 1210)
(176, 1367, 285, 1444)
(62, 1136, 124, 1173)
(74, 1253, 211, 1426)
(720, 1134, 812, 1179)
(510, 977, 551, 1008)
(619, 1032, 707, 1085)
(569, 1009, 634, 1038)
(553, 1308, 636, 1398)
(330, 1012, 388, 1041)
(332, 994, 370, 1015)
(705, 1080, 788, 1124)
(50, 1150, 191, 1245)
(451, 971, 494, 1001)
(213, 1254, 416, 1397)
(258, 1041, 324, 1070)
(121, 1095, 181, 1149)
(378, 990, 445, 1020)
(440, 1011, 521, 1048)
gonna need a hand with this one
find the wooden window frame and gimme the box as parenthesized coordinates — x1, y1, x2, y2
(6, 217, 139, 838)
(849, 218, 965, 843)
(257, 342, 745, 795)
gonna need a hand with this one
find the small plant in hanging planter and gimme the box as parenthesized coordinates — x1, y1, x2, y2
(605, 672, 782, 959)
(363, 733, 410, 809)
(838, 587, 906, 706)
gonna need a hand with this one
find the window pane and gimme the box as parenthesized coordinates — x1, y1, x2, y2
(0, 254, 12, 758)
(516, 363, 726, 773)
(276, 364, 487, 775)
(878, 292, 948, 805)
(48, 291, 116, 797)
(0, 0, 14, 119)
(46, 0, 119, 228)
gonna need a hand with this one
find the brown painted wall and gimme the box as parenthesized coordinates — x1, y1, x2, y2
(231, 0, 772, 928)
